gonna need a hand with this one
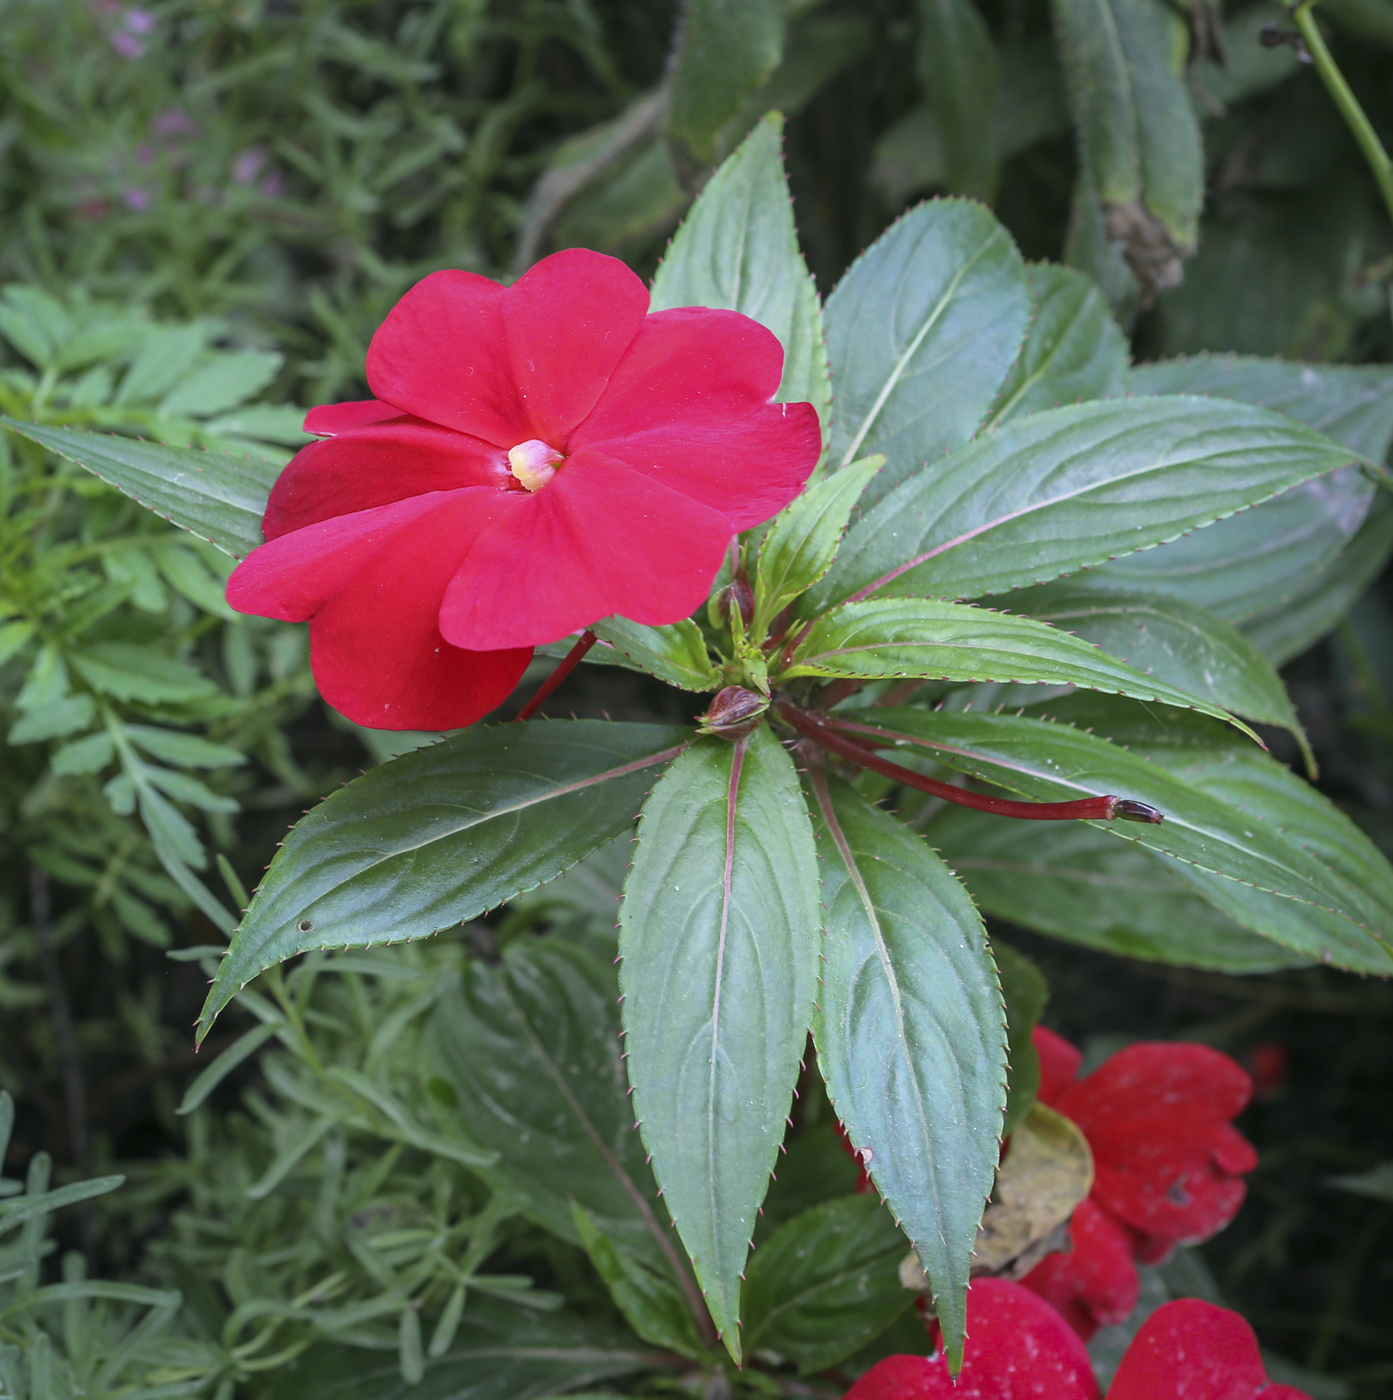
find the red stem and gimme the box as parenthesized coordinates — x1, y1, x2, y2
(516, 630, 598, 722)
(777, 703, 1162, 824)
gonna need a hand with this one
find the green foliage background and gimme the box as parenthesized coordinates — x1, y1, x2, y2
(2, 0, 1393, 1396)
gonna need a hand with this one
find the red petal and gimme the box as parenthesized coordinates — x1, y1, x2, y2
(438, 451, 731, 650)
(1020, 1198, 1140, 1340)
(228, 494, 461, 621)
(308, 494, 531, 729)
(846, 1279, 1100, 1400)
(504, 248, 649, 445)
(263, 421, 510, 540)
(1057, 1044, 1256, 1246)
(304, 399, 402, 436)
(366, 269, 526, 446)
(365, 252, 649, 449)
(1033, 1026, 1083, 1106)
(570, 307, 817, 529)
(1107, 1299, 1302, 1400)
(580, 400, 821, 531)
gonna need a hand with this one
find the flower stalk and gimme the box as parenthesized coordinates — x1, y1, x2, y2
(777, 702, 1164, 824)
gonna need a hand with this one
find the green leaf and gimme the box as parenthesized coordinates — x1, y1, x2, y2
(8, 694, 95, 744)
(932, 810, 1311, 972)
(650, 112, 829, 434)
(117, 321, 222, 403)
(51, 730, 116, 776)
(805, 770, 1004, 1369)
(0, 419, 278, 558)
(753, 457, 881, 634)
(159, 350, 283, 418)
(1003, 584, 1310, 769)
(70, 644, 217, 704)
(667, 0, 785, 163)
(263, 1299, 653, 1400)
(1130, 355, 1393, 462)
(571, 1203, 705, 1359)
(1244, 494, 1393, 664)
(590, 618, 719, 692)
(619, 726, 820, 1358)
(1103, 355, 1393, 653)
(427, 936, 684, 1279)
(125, 724, 246, 768)
(915, 0, 1000, 200)
(988, 264, 1128, 425)
(824, 199, 1031, 501)
(993, 942, 1048, 1136)
(813, 396, 1364, 610)
(786, 597, 1257, 739)
(177, 1022, 282, 1115)
(198, 720, 688, 1038)
(1052, 0, 1202, 252)
(742, 1194, 913, 1372)
(847, 706, 1393, 973)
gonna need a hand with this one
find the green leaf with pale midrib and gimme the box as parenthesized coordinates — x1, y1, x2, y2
(2, 417, 276, 558)
(846, 706, 1393, 972)
(198, 721, 688, 1038)
(987, 263, 1128, 426)
(785, 596, 1255, 739)
(812, 395, 1366, 611)
(807, 771, 1004, 1370)
(824, 199, 1031, 504)
(619, 726, 820, 1360)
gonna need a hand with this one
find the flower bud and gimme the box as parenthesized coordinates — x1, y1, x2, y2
(716, 575, 754, 630)
(698, 685, 768, 738)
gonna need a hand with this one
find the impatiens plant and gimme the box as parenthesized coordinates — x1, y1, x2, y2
(5, 113, 1393, 1377)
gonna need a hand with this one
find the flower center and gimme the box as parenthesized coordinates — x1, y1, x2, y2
(508, 439, 565, 492)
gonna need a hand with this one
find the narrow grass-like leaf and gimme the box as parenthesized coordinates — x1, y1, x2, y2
(1, 418, 277, 557)
(198, 721, 688, 1038)
(807, 769, 1005, 1370)
(619, 726, 820, 1358)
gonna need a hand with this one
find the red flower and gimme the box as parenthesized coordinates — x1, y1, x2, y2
(226, 249, 821, 729)
(1018, 1197, 1138, 1340)
(848, 1278, 1097, 1400)
(1021, 1028, 1257, 1339)
(845, 1280, 1308, 1400)
(1109, 1298, 1309, 1400)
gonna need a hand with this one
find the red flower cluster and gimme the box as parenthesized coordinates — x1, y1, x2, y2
(226, 249, 821, 729)
(846, 1277, 1307, 1400)
(1021, 1029, 1258, 1339)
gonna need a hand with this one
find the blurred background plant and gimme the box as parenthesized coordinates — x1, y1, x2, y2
(2, 0, 1393, 1395)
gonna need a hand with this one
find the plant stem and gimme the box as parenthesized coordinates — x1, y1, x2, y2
(516, 630, 597, 722)
(1292, 2, 1393, 228)
(778, 703, 1164, 823)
